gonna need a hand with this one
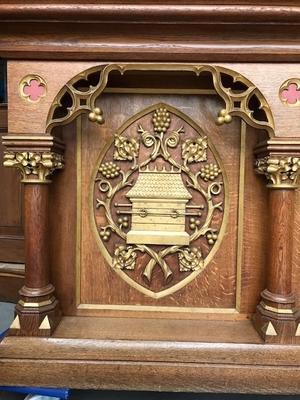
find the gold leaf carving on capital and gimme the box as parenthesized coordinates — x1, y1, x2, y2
(3, 151, 64, 183)
(256, 156, 300, 188)
(93, 103, 227, 298)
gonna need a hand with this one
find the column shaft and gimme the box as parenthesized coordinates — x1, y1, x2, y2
(267, 189, 294, 296)
(24, 184, 50, 289)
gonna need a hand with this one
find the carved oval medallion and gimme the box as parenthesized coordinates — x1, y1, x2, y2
(93, 103, 227, 298)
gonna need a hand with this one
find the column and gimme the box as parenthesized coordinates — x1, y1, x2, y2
(253, 154, 300, 343)
(3, 148, 64, 336)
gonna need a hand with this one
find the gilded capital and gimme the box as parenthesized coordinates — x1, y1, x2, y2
(3, 151, 64, 183)
(255, 156, 300, 188)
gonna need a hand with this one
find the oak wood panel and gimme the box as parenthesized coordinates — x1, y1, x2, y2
(292, 189, 300, 307)
(2, 358, 300, 394)
(238, 128, 268, 313)
(1, 24, 300, 63)
(79, 94, 239, 313)
(52, 317, 261, 343)
(7, 62, 300, 139)
(1, 3, 300, 63)
(0, 104, 24, 263)
(7, 61, 95, 134)
(49, 123, 77, 316)
(45, 87, 274, 318)
(1, 3, 300, 23)
(2, 331, 297, 365)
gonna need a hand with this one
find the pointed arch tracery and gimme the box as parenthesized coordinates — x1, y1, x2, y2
(46, 63, 274, 137)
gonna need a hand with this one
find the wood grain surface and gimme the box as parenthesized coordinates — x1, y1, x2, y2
(7, 62, 300, 139)
(2, 9, 300, 387)
(0, 105, 24, 263)
(1, 3, 300, 62)
(2, 319, 300, 393)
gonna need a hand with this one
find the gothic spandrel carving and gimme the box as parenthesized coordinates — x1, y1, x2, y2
(93, 103, 227, 298)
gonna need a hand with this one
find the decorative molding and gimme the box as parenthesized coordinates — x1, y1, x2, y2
(1, 4, 300, 25)
(264, 322, 278, 337)
(19, 74, 47, 103)
(260, 302, 294, 315)
(39, 316, 51, 330)
(9, 315, 20, 330)
(279, 78, 300, 107)
(46, 63, 274, 137)
(255, 156, 300, 188)
(3, 151, 64, 183)
(18, 297, 56, 308)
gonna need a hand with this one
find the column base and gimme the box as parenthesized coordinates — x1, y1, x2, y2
(253, 290, 300, 344)
(9, 284, 61, 336)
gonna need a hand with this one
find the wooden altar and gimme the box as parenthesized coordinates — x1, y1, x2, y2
(1, 1, 300, 394)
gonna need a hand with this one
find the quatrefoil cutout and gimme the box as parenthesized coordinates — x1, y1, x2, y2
(19, 75, 46, 102)
(280, 79, 300, 107)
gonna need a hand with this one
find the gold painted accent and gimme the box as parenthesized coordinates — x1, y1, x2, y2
(126, 170, 192, 246)
(93, 103, 228, 298)
(46, 63, 274, 137)
(39, 316, 51, 330)
(114, 135, 139, 161)
(182, 137, 207, 165)
(88, 107, 104, 124)
(113, 245, 137, 270)
(10, 315, 20, 330)
(235, 120, 246, 312)
(260, 302, 294, 314)
(256, 156, 300, 188)
(279, 78, 300, 107)
(199, 163, 221, 182)
(19, 74, 47, 103)
(264, 321, 278, 336)
(78, 303, 238, 314)
(295, 323, 300, 336)
(178, 247, 204, 272)
(216, 108, 232, 126)
(18, 297, 55, 308)
(3, 151, 64, 183)
(76, 116, 82, 306)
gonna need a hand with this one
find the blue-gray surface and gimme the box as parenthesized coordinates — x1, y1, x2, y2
(0, 302, 15, 333)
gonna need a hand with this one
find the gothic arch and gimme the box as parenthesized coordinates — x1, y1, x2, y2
(46, 63, 275, 137)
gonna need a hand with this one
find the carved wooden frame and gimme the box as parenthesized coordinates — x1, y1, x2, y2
(2, 60, 300, 392)
(3, 63, 300, 342)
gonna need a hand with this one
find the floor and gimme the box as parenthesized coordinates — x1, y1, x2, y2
(0, 303, 299, 400)
(0, 301, 15, 333)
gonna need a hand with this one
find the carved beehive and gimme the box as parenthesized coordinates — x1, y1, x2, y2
(126, 168, 192, 245)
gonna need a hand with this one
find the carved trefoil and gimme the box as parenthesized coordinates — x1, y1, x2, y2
(93, 103, 226, 298)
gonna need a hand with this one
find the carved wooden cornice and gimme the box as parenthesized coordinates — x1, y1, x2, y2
(0, 3, 300, 61)
(1, 4, 300, 24)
